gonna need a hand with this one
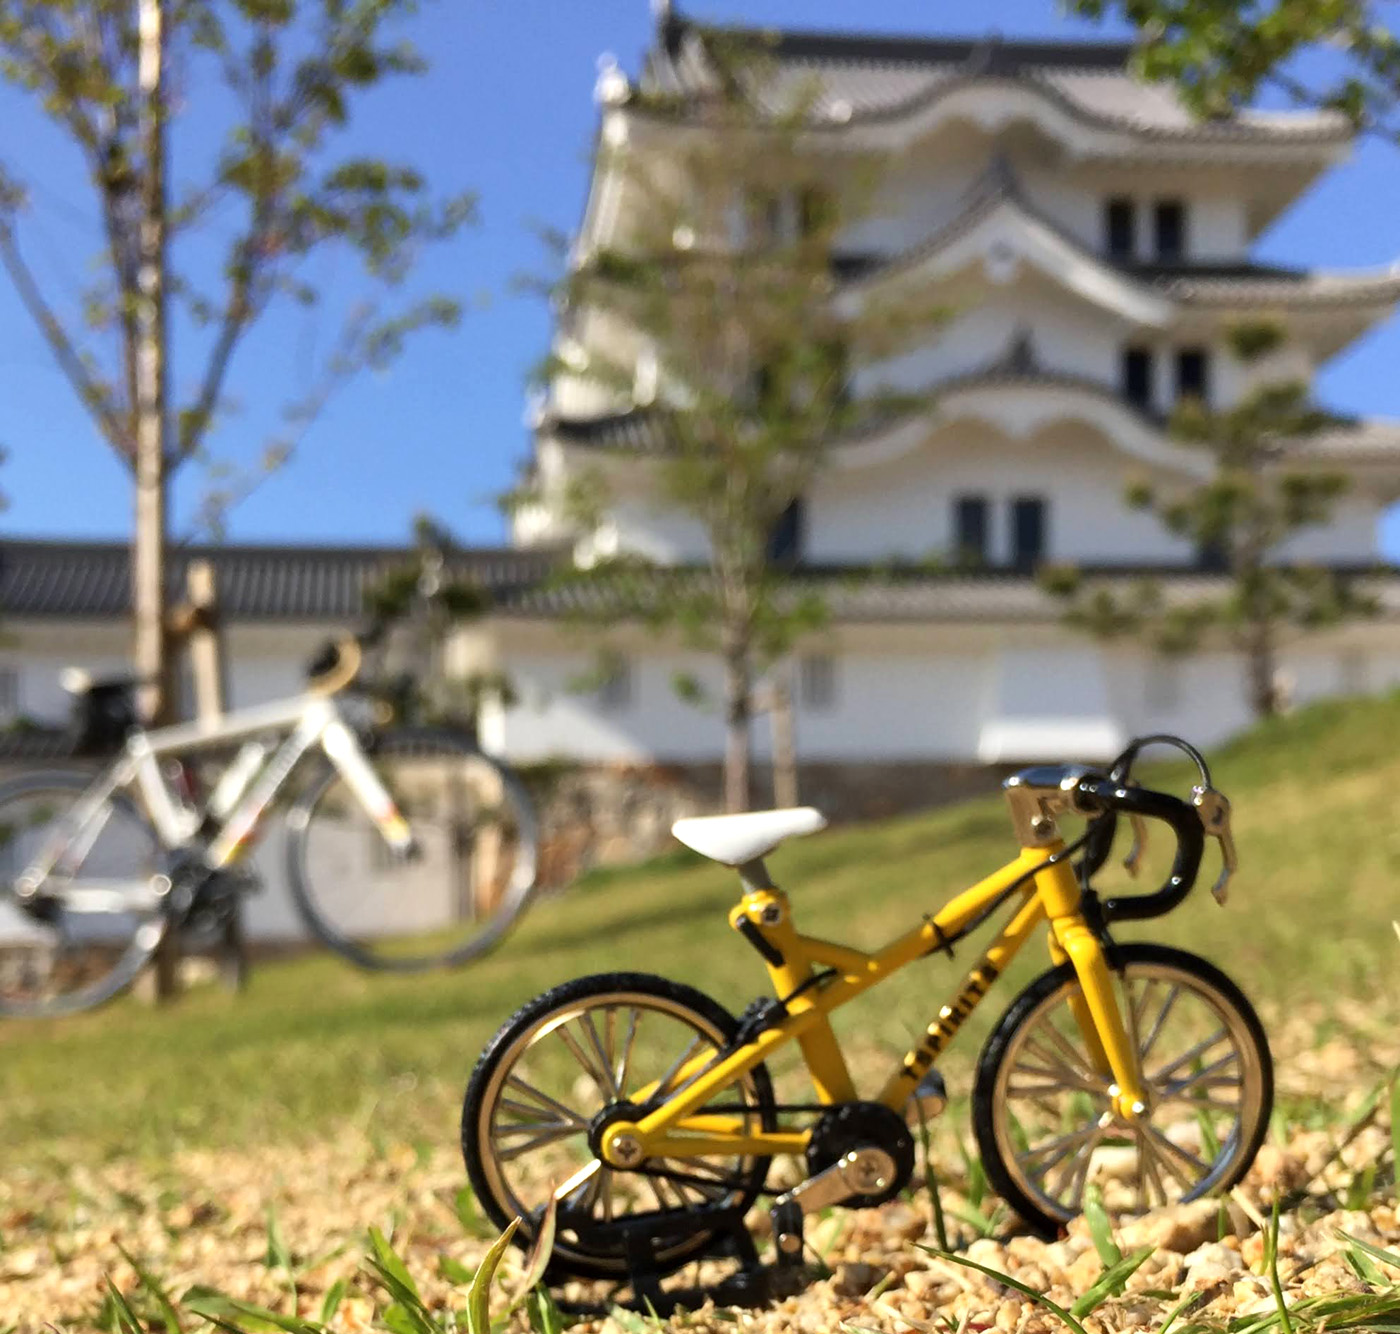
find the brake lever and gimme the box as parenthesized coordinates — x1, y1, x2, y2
(1123, 813, 1148, 878)
(1191, 784, 1236, 905)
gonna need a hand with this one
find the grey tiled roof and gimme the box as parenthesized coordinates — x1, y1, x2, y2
(0, 540, 560, 621)
(640, 18, 1350, 143)
(836, 157, 1400, 308)
(546, 367, 1400, 466)
(495, 564, 1400, 624)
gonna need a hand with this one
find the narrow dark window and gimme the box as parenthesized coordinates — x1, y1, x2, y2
(1105, 197, 1136, 260)
(798, 185, 834, 237)
(767, 498, 805, 568)
(799, 655, 837, 711)
(1011, 497, 1047, 571)
(953, 495, 989, 565)
(1176, 347, 1210, 403)
(1197, 538, 1229, 572)
(1154, 200, 1186, 260)
(1121, 346, 1154, 411)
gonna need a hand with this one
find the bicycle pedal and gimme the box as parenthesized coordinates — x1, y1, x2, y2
(769, 1198, 805, 1267)
(905, 1070, 948, 1125)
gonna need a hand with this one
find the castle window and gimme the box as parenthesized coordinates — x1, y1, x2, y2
(953, 495, 989, 565)
(1121, 346, 1154, 411)
(799, 655, 837, 711)
(1105, 197, 1136, 260)
(1011, 497, 1047, 571)
(1176, 347, 1210, 404)
(767, 498, 805, 568)
(1154, 200, 1186, 260)
(597, 657, 633, 713)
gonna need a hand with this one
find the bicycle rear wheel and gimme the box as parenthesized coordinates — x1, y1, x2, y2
(0, 770, 167, 1018)
(286, 728, 538, 971)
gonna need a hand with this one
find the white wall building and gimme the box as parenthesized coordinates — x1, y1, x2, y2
(499, 10, 1400, 778)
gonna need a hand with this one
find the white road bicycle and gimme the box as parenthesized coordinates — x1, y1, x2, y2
(0, 634, 539, 1018)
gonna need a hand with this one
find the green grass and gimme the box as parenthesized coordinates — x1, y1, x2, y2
(5, 689, 1400, 1168)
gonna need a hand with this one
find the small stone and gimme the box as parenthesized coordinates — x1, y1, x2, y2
(832, 1261, 882, 1297)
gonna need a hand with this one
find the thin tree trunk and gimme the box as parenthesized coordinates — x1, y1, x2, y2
(1244, 612, 1278, 718)
(136, 0, 178, 1004)
(770, 665, 798, 808)
(722, 636, 751, 813)
(134, 0, 170, 729)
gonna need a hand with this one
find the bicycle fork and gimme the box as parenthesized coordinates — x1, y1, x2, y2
(1035, 855, 1149, 1122)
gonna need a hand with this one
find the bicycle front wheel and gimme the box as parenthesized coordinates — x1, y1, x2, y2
(973, 943, 1272, 1237)
(286, 729, 538, 971)
(0, 770, 167, 1018)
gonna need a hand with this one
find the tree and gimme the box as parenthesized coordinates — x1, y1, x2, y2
(361, 515, 512, 729)
(1045, 322, 1373, 718)
(0, 1, 472, 722)
(520, 40, 941, 811)
(1072, 0, 1400, 143)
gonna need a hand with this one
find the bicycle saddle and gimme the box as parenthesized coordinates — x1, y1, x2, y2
(671, 807, 827, 866)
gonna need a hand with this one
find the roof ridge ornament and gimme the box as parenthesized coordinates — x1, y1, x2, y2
(595, 52, 631, 107)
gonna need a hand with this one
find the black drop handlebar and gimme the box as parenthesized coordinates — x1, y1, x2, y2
(1072, 776, 1206, 922)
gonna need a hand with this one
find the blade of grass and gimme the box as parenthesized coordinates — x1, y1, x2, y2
(527, 1286, 566, 1334)
(467, 1217, 520, 1334)
(1070, 1246, 1154, 1318)
(914, 1100, 950, 1252)
(1083, 1183, 1121, 1265)
(318, 1279, 347, 1326)
(1264, 1198, 1294, 1334)
(181, 1287, 324, 1334)
(103, 1279, 145, 1334)
(114, 1244, 182, 1334)
(507, 1196, 558, 1314)
(1337, 1230, 1400, 1273)
(915, 1246, 1089, 1334)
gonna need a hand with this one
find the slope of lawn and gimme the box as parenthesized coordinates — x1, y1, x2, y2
(4, 689, 1400, 1170)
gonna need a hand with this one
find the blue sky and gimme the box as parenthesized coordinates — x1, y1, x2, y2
(2, 0, 1398, 552)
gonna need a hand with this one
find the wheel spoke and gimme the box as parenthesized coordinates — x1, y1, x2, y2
(505, 1075, 588, 1128)
(496, 1124, 581, 1161)
(580, 1010, 621, 1100)
(616, 1008, 641, 1098)
(653, 1034, 707, 1099)
(1146, 1125, 1212, 1187)
(1139, 985, 1180, 1065)
(556, 1019, 615, 1096)
(1157, 1050, 1239, 1098)
(1149, 1028, 1229, 1085)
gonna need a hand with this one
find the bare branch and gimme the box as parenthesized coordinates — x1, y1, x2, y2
(0, 216, 130, 459)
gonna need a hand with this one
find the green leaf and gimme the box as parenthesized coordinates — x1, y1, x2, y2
(915, 1246, 1089, 1334)
(115, 1244, 183, 1334)
(103, 1279, 145, 1334)
(367, 1225, 419, 1299)
(467, 1217, 520, 1334)
(182, 1287, 323, 1334)
(1070, 1246, 1153, 1317)
(527, 1286, 566, 1334)
(507, 1196, 558, 1313)
(266, 1206, 293, 1276)
(318, 1279, 347, 1325)
(1083, 1182, 1121, 1266)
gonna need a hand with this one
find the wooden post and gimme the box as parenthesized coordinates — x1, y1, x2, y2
(185, 559, 228, 727)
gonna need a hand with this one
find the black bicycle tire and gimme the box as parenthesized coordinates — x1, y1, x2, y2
(461, 971, 776, 1281)
(0, 768, 167, 1019)
(285, 727, 539, 972)
(972, 942, 1273, 1237)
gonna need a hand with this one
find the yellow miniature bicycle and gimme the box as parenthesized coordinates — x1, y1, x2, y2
(461, 735, 1272, 1288)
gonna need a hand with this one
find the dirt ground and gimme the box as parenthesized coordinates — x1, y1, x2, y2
(5, 1015, 1399, 1333)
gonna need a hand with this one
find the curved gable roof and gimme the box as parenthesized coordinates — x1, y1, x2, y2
(639, 18, 1350, 149)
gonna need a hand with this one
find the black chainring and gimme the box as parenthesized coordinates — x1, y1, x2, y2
(805, 1101, 915, 1208)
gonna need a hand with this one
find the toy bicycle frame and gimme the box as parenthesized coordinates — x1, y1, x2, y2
(16, 688, 411, 914)
(596, 840, 1150, 1171)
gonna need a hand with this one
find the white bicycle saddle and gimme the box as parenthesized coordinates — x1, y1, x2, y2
(671, 807, 827, 866)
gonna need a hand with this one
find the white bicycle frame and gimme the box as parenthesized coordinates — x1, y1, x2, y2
(17, 691, 411, 915)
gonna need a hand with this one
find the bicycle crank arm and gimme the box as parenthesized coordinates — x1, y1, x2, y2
(769, 1147, 897, 1259)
